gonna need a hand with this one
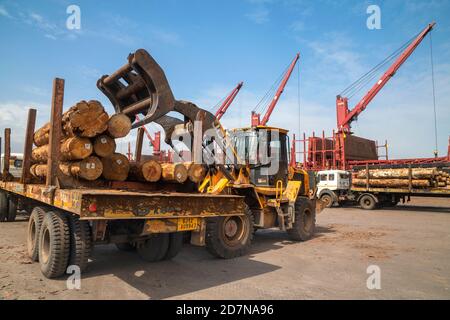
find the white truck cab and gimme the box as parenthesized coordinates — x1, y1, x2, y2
(1, 153, 24, 178)
(316, 170, 351, 207)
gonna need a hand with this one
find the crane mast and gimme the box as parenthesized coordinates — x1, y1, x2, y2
(252, 53, 300, 126)
(336, 22, 435, 133)
(215, 82, 243, 120)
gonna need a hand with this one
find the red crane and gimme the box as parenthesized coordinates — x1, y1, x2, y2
(252, 53, 300, 126)
(135, 115, 161, 155)
(215, 82, 243, 120)
(336, 22, 435, 133)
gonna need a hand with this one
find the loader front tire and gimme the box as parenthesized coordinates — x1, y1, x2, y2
(136, 233, 169, 262)
(206, 206, 254, 259)
(27, 206, 46, 262)
(38, 211, 70, 278)
(287, 197, 316, 241)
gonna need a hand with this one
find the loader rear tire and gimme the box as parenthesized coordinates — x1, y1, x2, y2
(287, 197, 316, 241)
(7, 197, 18, 222)
(27, 206, 46, 262)
(205, 206, 254, 259)
(164, 232, 184, 260)
(0, 192, 8, 222)
(116, 242, 136, 251)
(38, 211, 70, 278)
(137, 233, 170, 262)
(68, 215, 92, 272)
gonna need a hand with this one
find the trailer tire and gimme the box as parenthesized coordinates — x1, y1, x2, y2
(320, 194, 334, 208)
(7, 197, 18, 222)
(164, 232, 184, 260)
(116, 242, 136, 251)
(27, 206, 46, 262)
(0, 191, 8, 222)
(359, 194, 377, 210)
(68, 215, 92, 273)
(287, 197, 316, 241)
(205, 206, 254, 259)
(137, 233, 170, 262)
(38, 211, 70, 278)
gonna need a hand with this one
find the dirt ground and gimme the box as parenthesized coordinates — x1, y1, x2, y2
(1, 197, 449, 300)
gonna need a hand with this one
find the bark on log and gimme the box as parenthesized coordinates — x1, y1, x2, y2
(184, 162, 207, 183)
(129, 160, 162, 182)
(161, 163, 188, 183)
(356, 168, 438, 179)
(352, 178, 430, 188)
(101, 153, 130, 181)
(93, 134, 116, 157)
(59, 156, 103, 181)
(31, 137, 93, 162)
(107, 114, 132, 138)
(33, 100, 109, 147)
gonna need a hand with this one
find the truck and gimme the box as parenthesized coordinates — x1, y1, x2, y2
(0, 49, 321, 279)
(316, 164, 450, 210)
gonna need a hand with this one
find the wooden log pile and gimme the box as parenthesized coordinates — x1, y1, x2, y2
(353, 167, 450, 189)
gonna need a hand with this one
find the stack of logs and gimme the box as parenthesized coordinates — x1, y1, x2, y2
(30, 100, 207, 185)
(352, 168, 450, 189)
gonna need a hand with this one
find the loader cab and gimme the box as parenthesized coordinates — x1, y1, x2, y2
(232, 126, 289, 187)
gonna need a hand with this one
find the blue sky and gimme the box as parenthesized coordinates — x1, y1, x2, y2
(0, 0, 449, 159)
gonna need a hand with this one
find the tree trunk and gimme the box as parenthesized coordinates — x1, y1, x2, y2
(93, 134, 116, 157)
(161, 163, 188, 183)
(184, 162, 207, 183)
(356, 168, 438, 179)
(31, 137, 93, 162)
(101, 153, 130, 181)
(33, 100, 109, 146)
(352, 178, 430, 188)
(60, 156, 103, 181)
(107, 114, 132, 138)
(129, 160, 162, 182)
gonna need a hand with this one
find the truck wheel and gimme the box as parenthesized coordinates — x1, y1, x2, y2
(68, 215, 92, 272)
(0, 192, 8, 222)
(136, 233, 170, 262)
(205, 206, 254, 259)
(164, 232, 184, 260)
(359, 194, 377, 210)
(320, 194, 333, 208)
(287, 198, 316, 241)
(116, 242, 136, 251)
(7, 197, 18, 222)
(27, 206, 46, 262)
(38, 211, 70, 278)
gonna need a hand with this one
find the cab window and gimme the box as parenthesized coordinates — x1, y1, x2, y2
(328, 174, 335, 181)
(319, 174, 328, 181)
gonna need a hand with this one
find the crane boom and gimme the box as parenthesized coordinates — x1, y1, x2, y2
(252, 53, 300, 126)
(336, 22, 435, 133)
(135, 115, 161, 155)
(215, 82, 243, 120)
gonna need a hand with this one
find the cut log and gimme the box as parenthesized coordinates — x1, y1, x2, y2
(129, 160, 162, 182)
(101, 153, 130, 181)
(352, 178, 430, 188)
(30, 163, 47, 178)
(31, 137, 93, 162)
(356, 168, 438, 179)
(184, 162, 207, 183)
(33, 100, 109, 146)
(161, 163, 188, 183)
(60, 156, 103, 181)
(107, 114, 132, 138)
(93, 134, 116, 157)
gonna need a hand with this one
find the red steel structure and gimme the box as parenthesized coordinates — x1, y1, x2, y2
(135, 115, 161, 156)
(252, 53, 300, 126)
(215, 82, 243, 120)
(292, 22, 441, 170)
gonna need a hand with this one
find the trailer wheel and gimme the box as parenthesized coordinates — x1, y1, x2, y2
(205, 206, 254, 259)
(320, 194, 334, 208)
(27, 206, 46, 262)
(68, 215, 92, 272)
(7, 196, 18, 222)
(164, 232, 184, 260)
(359, 194, 377, 210)
(287, 197, 316, 241)
(38, 211, 70, 278)
(0, 191, 8, 222)
(136, 233, 170, 262)
(116, 242, 136, 251)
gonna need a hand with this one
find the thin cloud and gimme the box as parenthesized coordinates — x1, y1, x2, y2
(245, 7, 270, 24)
(0, 5, 12, 18)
